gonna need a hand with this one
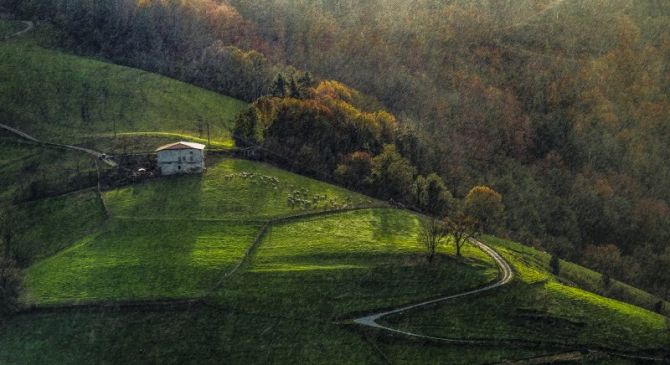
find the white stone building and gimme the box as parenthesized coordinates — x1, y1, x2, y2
(156, 141, 206, 175)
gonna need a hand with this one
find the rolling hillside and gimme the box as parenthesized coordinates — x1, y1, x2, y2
(383, 236, 670, 353)
(5, 152, 669, 364)
(0, 18, 668, 365)
(0, 24, 246, 147)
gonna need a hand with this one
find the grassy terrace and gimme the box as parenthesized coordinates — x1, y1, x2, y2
(213, 208, 499, 320)
(0, 32, 246, 146)
(23, 220, 258, 305)
(382, 236, 670, 352)
(104, 158, 379, 220)
(12, 190, 107, 265)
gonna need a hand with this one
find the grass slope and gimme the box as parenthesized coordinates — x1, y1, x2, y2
(0, 307, 577, 365)
(12, 190, 107, 265)
(104, 157, 380, 220)
(0, 135, 107, 265)
(0, 309, 382, 365)
(213, 208, 498, 320)
(24, 220, 259, 305)
(0, 31, 246, 146)
(382, 236, 670, 352)
(0, 134, 97, 204)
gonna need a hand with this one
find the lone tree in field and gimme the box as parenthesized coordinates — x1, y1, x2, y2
(444, 213, 479, 257)
(464, 185, 503, 233)
(418, 218, 447, 263)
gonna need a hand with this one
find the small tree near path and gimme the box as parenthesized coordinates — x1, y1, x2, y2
(418, 218, 447, 263)
(445, 213, 479, 257)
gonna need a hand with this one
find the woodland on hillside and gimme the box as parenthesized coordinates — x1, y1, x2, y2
(4, 0, 670, 302)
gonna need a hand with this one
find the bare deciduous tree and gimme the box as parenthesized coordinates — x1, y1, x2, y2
(418, 218, 447, 263)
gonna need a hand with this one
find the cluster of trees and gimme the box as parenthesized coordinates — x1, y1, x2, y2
(7, 0, 670, 300)
(233, 80, 453, 213)
(7, 0, 284, 101)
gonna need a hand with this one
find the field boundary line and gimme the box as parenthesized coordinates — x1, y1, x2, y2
(203, 206, 382, 295)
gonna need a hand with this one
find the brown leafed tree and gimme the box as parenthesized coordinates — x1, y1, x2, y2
(418, 218, 447, 264)
(445, 213, 480, 257)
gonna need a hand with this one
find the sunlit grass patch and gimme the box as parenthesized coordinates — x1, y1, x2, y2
(23, 220, 259, 305)
(381, 235, 670, 351)
(213, 208, 499, 319)
(104, 158, 379, 220)
(0, 38, 246, 145)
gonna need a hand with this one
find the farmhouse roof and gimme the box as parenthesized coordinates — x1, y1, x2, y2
(156, 141, 206, 152)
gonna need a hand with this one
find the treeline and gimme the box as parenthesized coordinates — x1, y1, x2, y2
(6, 0, 279, 101)
(6, 0, 670, 301)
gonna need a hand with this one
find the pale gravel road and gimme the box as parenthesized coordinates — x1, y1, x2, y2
(353, 237, 514, 342)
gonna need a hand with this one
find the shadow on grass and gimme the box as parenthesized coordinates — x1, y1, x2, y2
(21, 177, 277, 304)
(212, 252, 495, 321)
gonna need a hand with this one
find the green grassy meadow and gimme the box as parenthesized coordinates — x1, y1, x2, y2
(0, 134, 98, 204)
(104, 158, 380, 220)
(382, 236, 670, 352)
(1, 20, 668, 363)
(12, 190, 106, 265)
(213, 208, 498, 320)
(24, 220, 259, 305)
(0, 33, 246, 146)
(0, 307, 574, 365)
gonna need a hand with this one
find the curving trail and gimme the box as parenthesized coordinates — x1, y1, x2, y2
(0, 123, 117, 166)
(2, 20, 33, 40)
(353, 237, 513, 342)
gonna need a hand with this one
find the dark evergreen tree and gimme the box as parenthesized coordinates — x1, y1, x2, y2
(550, 254, 560, 276)
(232, 106, 262, 148)
(271, 73, 287, 97)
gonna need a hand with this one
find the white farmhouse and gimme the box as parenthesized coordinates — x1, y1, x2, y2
(156, 141, 206, 175)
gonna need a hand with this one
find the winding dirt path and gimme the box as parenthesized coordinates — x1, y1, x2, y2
(0, 123, 117, 166)
(353, 238, 513, 341)
(2, 20, 33, 40)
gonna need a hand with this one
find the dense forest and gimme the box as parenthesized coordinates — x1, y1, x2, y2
(4, 0, 670, 301)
